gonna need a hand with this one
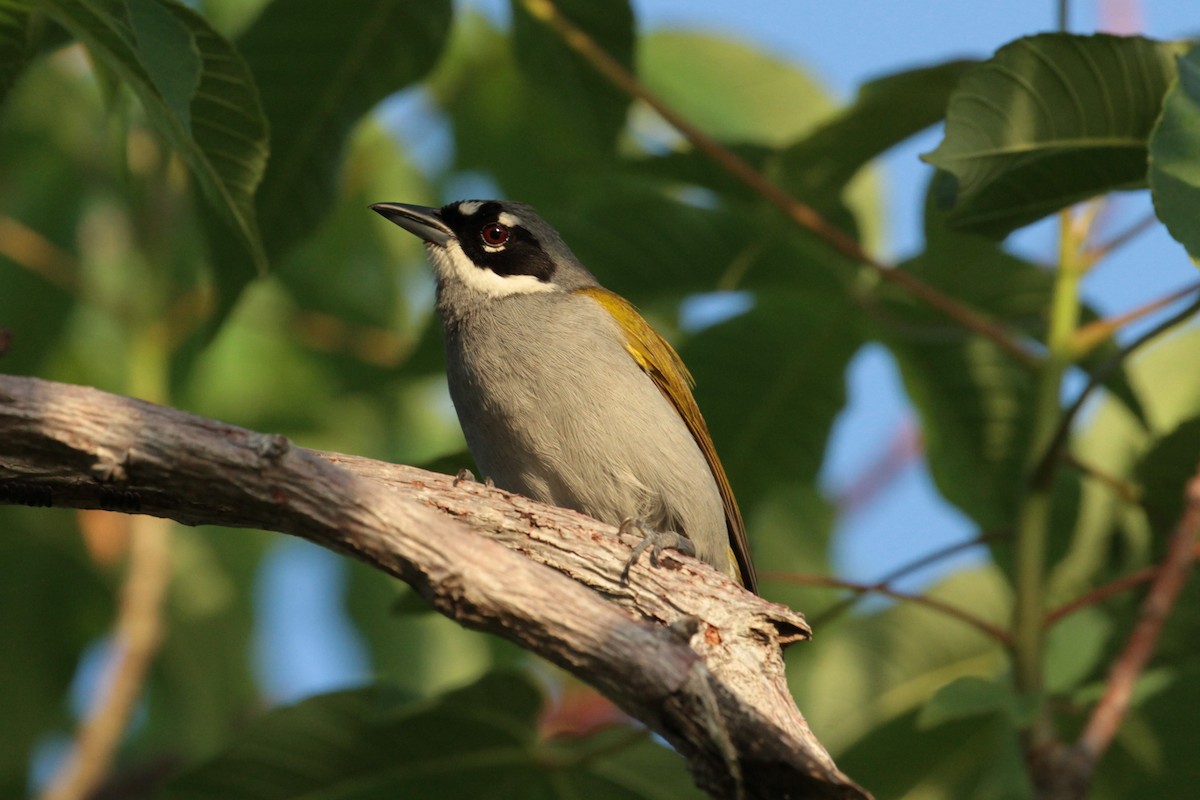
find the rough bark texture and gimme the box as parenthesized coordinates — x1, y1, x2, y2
(0, 374, 869, 800)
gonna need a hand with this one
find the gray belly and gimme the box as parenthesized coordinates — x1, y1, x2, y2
(441, 294, 727, 567)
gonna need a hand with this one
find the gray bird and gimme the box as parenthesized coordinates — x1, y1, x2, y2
(371, 199, 756, 593)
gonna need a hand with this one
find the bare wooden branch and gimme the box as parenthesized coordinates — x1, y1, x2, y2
(0, 374, 868, 800)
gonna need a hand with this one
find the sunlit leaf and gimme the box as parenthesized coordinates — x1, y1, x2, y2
(1045, 607, 1111, 693)
(798, 567, 1011, 754)
(924, 34, 1190, 237)
(1149, 43, 1200, 261)
(638, 31, 833, 146)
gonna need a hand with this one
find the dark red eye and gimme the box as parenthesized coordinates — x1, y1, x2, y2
(481, 222, 510, 247)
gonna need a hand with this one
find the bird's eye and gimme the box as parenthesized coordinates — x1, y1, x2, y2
(481, 222, 510, 247)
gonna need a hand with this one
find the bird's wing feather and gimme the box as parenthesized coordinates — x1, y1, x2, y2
(577, 288, 756, 592)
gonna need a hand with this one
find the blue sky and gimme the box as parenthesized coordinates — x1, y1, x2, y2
(256, 0, 1200, 700)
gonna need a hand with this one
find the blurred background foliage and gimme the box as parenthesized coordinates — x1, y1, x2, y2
(1, 1, 1199, 798)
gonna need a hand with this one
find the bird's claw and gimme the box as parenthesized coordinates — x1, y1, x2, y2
(620, 517, 696, 582)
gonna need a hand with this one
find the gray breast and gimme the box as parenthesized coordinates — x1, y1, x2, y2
(439, 290, 728, 567)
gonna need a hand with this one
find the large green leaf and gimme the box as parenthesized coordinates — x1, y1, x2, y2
(924, 34, 1190, 237)
(683, 284, 861, 511)
(42, 0, 268, 275)
(511, 0, 633, 154)
(237, 0, 451, 266)
(778, 59, 977, 202)
(163, 671, 699, 799)
(1149, 42, 1200, 261)
(879, 214, 1041, 531)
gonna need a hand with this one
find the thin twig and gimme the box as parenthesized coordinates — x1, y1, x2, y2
(1074, 465, 1200, 767)
(1084, 213, 1158, 263)
(1032, 288, 1200, 488)
(808, 533, 999, 628)
(0, 215, 79, 291)
(520, 0, 1037, 369)
(41, 515, 172, 800)
(1073, 279, 1200, 355)
(1044, 542, 1200, 628)
(765, 572, 1012, 645)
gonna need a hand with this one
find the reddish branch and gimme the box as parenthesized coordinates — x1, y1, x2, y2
(768, 572, 1011, 645)
(1075, 465, 1200, 763)
(0, 374, 867, 800)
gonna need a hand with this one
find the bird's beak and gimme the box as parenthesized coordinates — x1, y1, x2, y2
(370, 202, 453, 247)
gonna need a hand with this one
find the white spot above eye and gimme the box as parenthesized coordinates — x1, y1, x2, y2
(428, 240, 554, 297)
(497, 211, 522, 227)
(456, 200, 484, 215)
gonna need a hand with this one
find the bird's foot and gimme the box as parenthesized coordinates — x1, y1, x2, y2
(619, 517, 695, 582)
(453, 468, 494, 488)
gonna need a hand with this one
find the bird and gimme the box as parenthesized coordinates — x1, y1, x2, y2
(370, 199, 756, 593)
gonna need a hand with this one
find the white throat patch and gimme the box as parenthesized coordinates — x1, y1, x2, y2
(428, 240, 555, 298)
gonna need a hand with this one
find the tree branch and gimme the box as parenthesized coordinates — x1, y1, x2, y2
(0, 374, 867, 800)
(41, 515, 171, 800)
(1037, 462, 1200, 799)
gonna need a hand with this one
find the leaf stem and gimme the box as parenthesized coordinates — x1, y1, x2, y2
(1012, 208, 1086, 739)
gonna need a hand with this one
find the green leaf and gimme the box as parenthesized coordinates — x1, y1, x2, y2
(237, 0, 452, 266)
(1092, 663, 1200, 797)
(684, 286, 860, 510)
(798, 566, 1011, 753)
(126, 0, 200, 131)
(892, 332, 1034, 530)
(277, 122, 431, 328)
(918, 675, 1017, 728)
(1135, 415, 1200, 534)
(0, 0, 34, 105)
(778, 59, 977, 201)
(924, 34, 1190, 237)
(637, 31, 833, 146)
(164, 672, 699, 799)
(1149, 43, 1200, 261)
(42, 0, 268, 274)
(1045, 607, 1111, 692)
(839, 709, 1031, 800)
(511, 0, 633, 154)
